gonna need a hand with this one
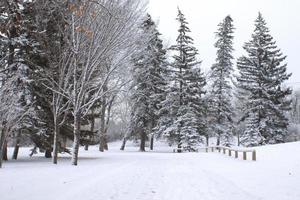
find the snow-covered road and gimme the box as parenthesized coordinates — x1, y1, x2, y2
(1, 142, 300, 200)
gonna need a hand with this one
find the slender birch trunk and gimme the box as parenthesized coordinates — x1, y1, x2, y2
(99, 92, 107, 152)
(52, 119, 59, 164)
(72, 113, 81, 166)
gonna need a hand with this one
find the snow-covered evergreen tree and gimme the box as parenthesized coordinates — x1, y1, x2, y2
(236, 13, 292, 146)
(129, 14, 168, 151)
(156, 8, 206, 151)
(0, 0, 53, 156)
(208, 16, 235, 146)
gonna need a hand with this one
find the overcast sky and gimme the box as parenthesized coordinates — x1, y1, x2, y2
(147, 0, 300, 89)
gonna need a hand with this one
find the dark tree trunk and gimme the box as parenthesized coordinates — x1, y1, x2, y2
(12, 141, 20, 160)
(150, 135, 154, 150)
(45, 149, 52, 158)
(237, 131, 240, 146)
(140, 131, 146, 152)
(206, 135, 209, 147)
(99, 107, 106, 152)
(72, 113, 81, 166)
(29, 145, 37, 157)
(217, 132, 220, 146)
(0, 148, 2, 168)
(0, 125, 7, 168)
(12, 130, 21, 160)
(99, 105, 106, 152)
(0, 147, 3, 168)
(104, 138, 108, 150)
(99, 135, 105, 152)
(2, 141, 8, 161)
(120, 137, 127, 151)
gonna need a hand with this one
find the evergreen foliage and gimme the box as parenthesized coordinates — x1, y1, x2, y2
(208, 16, 235, 146)
(156, 9, 206, 150)
(129, 14, 168, 151)
(236, 13, 292, 146)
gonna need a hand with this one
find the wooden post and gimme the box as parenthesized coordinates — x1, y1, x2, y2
(211, 147, 214, 152)
(229, 150, 232, 157)
(223, 148, 226, 154)
(252, 150, 256, 161)
(205, 147, 208, 153)
(235, 151, 238, 158)
(243, 152, 247, 160)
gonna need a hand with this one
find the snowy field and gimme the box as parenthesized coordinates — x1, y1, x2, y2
(1, 141, 300, 200)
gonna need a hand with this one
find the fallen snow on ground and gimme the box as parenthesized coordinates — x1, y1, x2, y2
(1, 141, 300, 200)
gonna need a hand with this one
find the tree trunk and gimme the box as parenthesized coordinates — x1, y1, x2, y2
(206, 135, 209, 147)
(104, 138, 108, 150)
(217, 132, 220, 146)
(0, 146, 3, 168)
(45, 149, 52, 158)
(2, 140, 8, 161)
(0, 130, 4, 168)
(237, 131, 240, 146)
(99, 135, 105, 152)
(140, 131, 146, 152)
(52, 122, 59, 164)
(99, 106, 106, 152)
(72, 113, 81, 166)
(99, 84, 107, 152)
(12, 131, 21, 160)
(120, 137, 127, 151)
(150, 134, 154, 150)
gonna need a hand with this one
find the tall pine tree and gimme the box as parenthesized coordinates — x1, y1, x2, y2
(156, 8, 206, 151)
(208, 16, 235, 146)
(129, 14, 168, 151)
(236, 13, 292, 146)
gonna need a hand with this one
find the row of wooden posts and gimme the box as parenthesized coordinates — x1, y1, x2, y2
(204, 146, 257, 161)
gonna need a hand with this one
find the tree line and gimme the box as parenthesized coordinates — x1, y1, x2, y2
(0, 0, 294, 168)
(127, 9, 292, 152)
(0, 0, 146, 167)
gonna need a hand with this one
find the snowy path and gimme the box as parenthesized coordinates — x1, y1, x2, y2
(1, 142, 300, 200)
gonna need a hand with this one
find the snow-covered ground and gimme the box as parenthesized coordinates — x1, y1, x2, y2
(1, 141, 300, 200)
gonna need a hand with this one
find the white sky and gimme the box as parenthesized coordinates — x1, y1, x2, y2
(147, 0, 300, 89)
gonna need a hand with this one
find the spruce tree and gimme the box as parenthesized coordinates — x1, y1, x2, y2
(208, 16, 235, 146)
(156, 8, 206, 151)
(236, 13, 292, 146)
(129, 14, 167, 151)
(0, 0, 51, 153)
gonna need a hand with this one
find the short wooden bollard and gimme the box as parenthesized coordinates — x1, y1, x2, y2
(211, 147, 214, 152)
(252, 150, 256, 161)
(235, 151, 238, 158)
(205, 148, 208, 153)
(218, 148, 221, 153)
(223, 148, 226, 154)
(243, 152, 247, 160)
(229, 150, 232, 156)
